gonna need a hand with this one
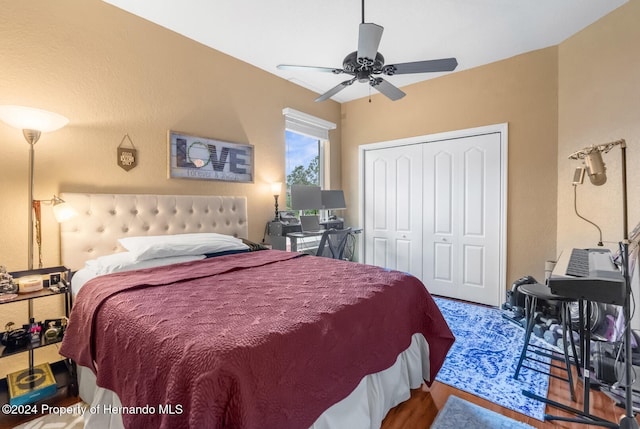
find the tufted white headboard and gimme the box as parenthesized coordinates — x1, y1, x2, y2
(60, 193, 248, 271)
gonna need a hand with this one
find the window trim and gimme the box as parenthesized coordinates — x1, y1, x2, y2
(283, 108, 335, 190)
(282, 108, 336, 141)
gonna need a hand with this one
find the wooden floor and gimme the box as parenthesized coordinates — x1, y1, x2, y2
(381, 365, 638, 429)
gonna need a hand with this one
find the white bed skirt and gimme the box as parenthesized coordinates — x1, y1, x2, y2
(77, 333, 431, 429)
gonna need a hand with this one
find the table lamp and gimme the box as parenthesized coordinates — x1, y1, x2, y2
(271, 182, 282, 221)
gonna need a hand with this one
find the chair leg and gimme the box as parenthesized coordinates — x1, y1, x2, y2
(561, 302, 576, 401)
(515, 295, 537, 379)
(514, 294, 579, 403)
(566, 302, 581, 372)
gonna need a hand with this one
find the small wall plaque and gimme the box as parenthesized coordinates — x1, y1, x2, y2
(117, 134, 138, 171)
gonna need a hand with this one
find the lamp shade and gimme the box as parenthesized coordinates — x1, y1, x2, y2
(52, 201, 78, 223)
(0, 105, 68, 132)
(271, 182, 282, 196)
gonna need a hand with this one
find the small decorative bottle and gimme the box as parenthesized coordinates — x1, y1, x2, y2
(29, 318, 41, 344)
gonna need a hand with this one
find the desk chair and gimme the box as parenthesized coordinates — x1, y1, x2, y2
(316, 228, 352, 260)
(514, 282, 580, 401)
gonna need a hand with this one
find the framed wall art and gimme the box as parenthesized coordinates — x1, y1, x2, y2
(167, 131, 254, 183)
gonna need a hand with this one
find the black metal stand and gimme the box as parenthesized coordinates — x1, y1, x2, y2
(524, 142, 639, 429)
(618, 238, 639, 429)
(523, 389, 619, 428)
(520, 297, 632, 427)
(520, 300, 619, 427)
(618, 143, 639, 429)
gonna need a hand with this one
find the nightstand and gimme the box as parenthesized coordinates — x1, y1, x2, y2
(0, 266, 77, 407)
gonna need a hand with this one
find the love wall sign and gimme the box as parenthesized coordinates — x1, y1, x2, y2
(167, 131, 254, 183)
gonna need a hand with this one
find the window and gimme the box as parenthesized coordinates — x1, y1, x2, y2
(282, 108, 336, 210)
(286, 130, 320, 209)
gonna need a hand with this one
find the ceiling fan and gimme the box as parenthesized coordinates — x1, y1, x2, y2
(277, 0, 458, 102)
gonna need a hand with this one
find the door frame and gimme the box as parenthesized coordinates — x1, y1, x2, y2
(358, 123, 508, 307)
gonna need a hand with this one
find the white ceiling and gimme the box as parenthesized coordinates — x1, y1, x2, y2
(102, 0, 626, 103)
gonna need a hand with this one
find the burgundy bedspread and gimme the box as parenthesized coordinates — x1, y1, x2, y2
(60, 250, 454, 429)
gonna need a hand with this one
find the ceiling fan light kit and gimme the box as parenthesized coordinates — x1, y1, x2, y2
(277, 1, 458, 102)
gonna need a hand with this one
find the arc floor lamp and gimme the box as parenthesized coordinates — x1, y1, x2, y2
(0, 105, 72, 270)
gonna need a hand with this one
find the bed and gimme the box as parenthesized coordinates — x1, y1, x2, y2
(57, 193, 454, 429)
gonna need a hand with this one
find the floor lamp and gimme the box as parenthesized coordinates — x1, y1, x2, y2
(0, 105, 69, 270)
(569, 139, 638, 429)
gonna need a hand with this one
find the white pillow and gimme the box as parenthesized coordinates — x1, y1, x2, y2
(85, 252, 205, 275)
(118, 233, 249, 262)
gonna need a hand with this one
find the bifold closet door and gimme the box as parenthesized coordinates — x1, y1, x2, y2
(422, 133, 501, 305)
(363, 144, 423, 279)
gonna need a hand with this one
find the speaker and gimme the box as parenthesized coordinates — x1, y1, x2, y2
(593, 341, 619, 385)
(1, 328, 30, 349)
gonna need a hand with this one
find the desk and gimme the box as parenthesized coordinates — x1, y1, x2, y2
(287, 231, 324, 253)
(287, 228, 362, 256)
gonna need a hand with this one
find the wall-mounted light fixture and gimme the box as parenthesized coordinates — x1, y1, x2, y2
(0, 105, 70, 269)
(32, 196, 78, 268)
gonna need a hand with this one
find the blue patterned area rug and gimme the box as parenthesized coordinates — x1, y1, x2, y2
(434, 297, 550, 420)
(431, 395, 537, 429)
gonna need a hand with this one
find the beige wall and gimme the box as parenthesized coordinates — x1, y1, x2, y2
(341, 47, 559, 286)
(557, 1, 640, 252)
(0, 0, 341, 375)
(0, 0, 342, 272)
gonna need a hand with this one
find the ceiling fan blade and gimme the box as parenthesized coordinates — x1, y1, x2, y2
(384, 57, 458, 75)
(357, 23, 384, 64)
(370, 78, 406, 101)
(277, 64, 343, 74)
(315, 78, 356, 102)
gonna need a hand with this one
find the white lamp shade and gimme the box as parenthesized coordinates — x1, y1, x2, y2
(271, 182, 283, 196)
(0, 105, 68, 132)
(52, 202, 78, 223)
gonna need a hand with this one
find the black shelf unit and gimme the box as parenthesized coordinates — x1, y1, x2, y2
(0, 266, 77, 406)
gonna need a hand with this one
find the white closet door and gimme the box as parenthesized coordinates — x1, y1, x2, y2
(363, 144, 423, 278)
(422, 133, 501, 305)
